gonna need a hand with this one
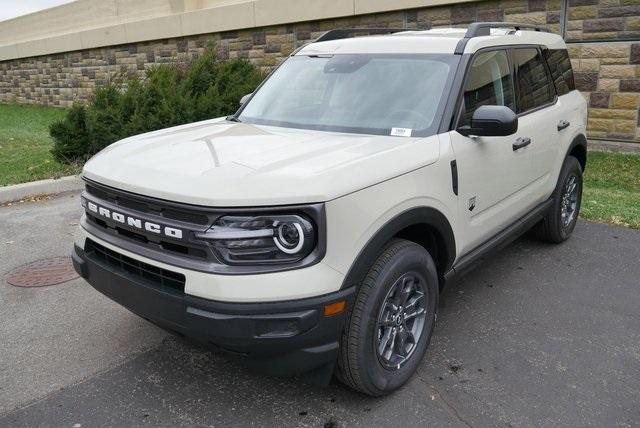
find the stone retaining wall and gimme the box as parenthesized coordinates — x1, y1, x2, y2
(0, 0, 639, 141)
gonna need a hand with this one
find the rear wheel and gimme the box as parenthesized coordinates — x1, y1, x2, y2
(535, 155, 583, 243)
(336, 239, 438, 396)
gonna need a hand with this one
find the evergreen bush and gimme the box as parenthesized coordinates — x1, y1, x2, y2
(50, 49, 264, 163)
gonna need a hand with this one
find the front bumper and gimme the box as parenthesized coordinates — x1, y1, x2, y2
(72, 243, 354, 377)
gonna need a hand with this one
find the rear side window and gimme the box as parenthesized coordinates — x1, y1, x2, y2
(460, 50, 514, 126)
(543, 48, 575, 96)
(514, 48, 556, 114)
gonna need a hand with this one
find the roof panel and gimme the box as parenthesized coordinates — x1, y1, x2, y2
(297, 34, 463, 55)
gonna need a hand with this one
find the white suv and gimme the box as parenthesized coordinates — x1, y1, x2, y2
(72, 23, 587, 396)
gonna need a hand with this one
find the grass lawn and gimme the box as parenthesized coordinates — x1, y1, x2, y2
(0, 104, 80, 186)
(582, 151, 640, 229)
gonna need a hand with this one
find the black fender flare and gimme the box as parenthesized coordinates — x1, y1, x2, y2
(340, 206, 456, 290)
(566, 133, 588, 171)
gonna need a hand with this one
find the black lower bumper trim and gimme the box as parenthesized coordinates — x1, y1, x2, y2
(72, 243, 354, 377)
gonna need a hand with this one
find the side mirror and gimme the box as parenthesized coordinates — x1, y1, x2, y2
(239, 93, 252, 106)
(457, 105, 518, 137)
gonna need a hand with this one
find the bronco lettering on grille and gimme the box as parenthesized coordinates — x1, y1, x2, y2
(82, 198, 183, 239)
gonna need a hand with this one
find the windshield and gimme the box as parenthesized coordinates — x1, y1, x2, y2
(238, 54, 458, 137)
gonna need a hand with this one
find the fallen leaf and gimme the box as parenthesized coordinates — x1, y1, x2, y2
(5, 241, 15, 245)
(68, 221, 78, 226)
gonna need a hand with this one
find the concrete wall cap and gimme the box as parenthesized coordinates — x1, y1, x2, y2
(0, 0, 482, 61)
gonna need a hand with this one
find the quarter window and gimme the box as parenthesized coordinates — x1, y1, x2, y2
(514, 48, 556, 113)
(460, 50, 514, 126)
(543, 48, 575, 96)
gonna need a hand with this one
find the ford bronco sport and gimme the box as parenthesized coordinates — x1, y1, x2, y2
(72, 22, 587, 396)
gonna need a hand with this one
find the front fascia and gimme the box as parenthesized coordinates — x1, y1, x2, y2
(74, 227, 344, 303)
(79, 179, 327, 275)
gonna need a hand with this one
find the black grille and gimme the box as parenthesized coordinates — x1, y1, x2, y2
(85, 239, 185, 294)
(83, 180, 215, 263)
(85, 213, 209, 260)
(85, 182, 210, 225)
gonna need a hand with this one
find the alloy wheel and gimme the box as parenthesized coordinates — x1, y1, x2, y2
(375, 273, 427, 370)
(561, 174, 579, 228)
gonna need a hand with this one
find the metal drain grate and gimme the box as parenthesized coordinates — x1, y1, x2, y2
(5, 257, 79, 287)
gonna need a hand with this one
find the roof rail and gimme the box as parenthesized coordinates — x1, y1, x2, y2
(314, 28, 408, 43)
(454, 22, 550, 54)
(464, 22, 549, 37)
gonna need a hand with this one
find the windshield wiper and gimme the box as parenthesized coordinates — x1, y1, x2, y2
(226, 115, 242, 123)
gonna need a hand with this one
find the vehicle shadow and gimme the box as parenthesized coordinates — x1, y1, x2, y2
(35, 235, 550, 426)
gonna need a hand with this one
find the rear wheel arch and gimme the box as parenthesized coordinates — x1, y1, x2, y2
(340, 207, 456, 291)
(567, 134, 587, 172)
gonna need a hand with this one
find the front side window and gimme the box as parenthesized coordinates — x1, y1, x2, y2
(238, 54, 458, 137)
(514, 48, 556, 113)
(543, 48, 575, 96)
(460, 50, 514, 126)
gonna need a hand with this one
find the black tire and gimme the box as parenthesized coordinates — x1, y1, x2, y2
(336, 239, 438, 396)
(535, 156, 583, 243)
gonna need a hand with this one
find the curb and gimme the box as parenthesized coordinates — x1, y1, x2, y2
(589, 139, 640, 154)
(0, 175, 83, 205)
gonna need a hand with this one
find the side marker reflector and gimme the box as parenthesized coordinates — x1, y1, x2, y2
(324, 300, 347, 317)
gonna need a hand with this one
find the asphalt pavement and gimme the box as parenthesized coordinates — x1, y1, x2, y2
(1, 191, 639, 427)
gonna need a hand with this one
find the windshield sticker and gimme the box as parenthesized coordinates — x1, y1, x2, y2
(391, 128, 412, 137)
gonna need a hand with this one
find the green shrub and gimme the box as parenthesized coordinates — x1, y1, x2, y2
(50, 49, 264, 163)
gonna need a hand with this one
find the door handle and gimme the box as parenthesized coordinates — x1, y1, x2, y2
(557, 120, 570, 131)
(513, 137, 531, 151)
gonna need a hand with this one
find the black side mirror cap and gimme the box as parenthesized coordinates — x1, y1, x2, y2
(457, 105, 518, 137)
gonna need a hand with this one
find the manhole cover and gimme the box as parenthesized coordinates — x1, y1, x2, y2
(5, 257, 78, 287)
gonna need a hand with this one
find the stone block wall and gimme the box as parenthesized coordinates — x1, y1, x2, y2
(570, 42, 640, 140)
(0, 0, 639, 142)
(565, 0, 640, 42)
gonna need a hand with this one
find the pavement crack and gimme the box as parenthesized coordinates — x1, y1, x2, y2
(418, 377, 474, 428)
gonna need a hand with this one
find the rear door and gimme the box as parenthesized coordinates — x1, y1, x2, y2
(511, 47, 562, 201)
(448, 48, 537, 251)
(540, 47, 581, 193)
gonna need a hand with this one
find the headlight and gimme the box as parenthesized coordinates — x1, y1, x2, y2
(196, 214, 316, 265)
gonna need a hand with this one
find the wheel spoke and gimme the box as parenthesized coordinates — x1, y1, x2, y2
(378, 327, 393, 356)
(384, 329, 398, 361)
(391, 287, 404, 308)
(384, 299, 399, 312)
(405, 292, 424, 310)
(379, 316, 395, 327)
(396, 330, 409, 357)
(404, 307, 426, 320)
(400, 277, 414, 305)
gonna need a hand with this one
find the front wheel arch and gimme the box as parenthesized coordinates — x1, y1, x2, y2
(340, 207, 456, 292)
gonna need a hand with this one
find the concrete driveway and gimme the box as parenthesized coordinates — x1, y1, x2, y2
(1, 192, 639, 427)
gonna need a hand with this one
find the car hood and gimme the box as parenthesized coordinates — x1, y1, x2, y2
(82, 118, 441, 206)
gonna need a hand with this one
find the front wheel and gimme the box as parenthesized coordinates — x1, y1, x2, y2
(535, 155, 583, 243)
(336, 239, 438, 396)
